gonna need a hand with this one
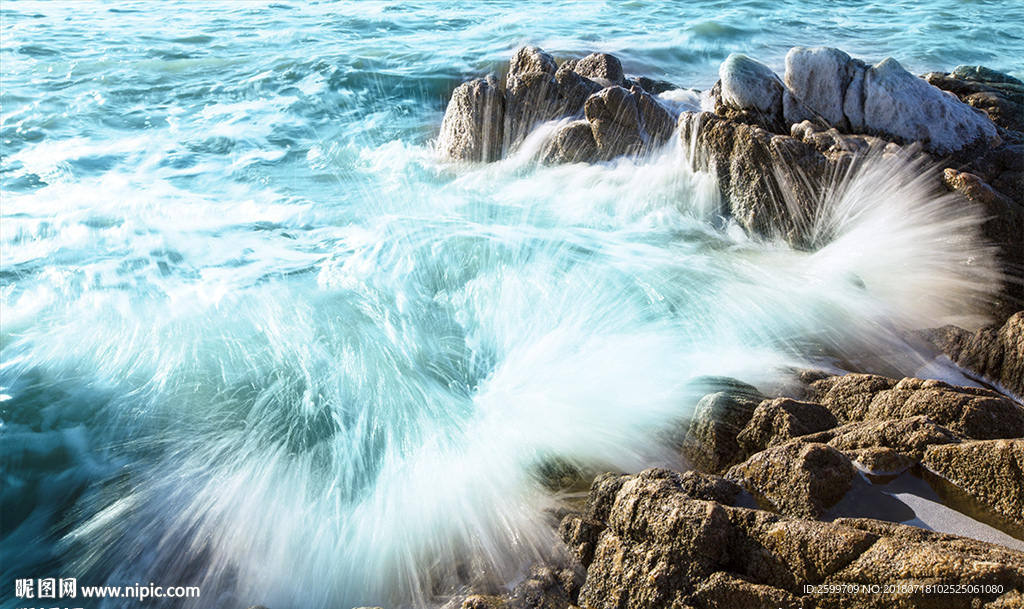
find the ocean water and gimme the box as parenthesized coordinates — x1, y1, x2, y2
(1, 1, 1022, 608)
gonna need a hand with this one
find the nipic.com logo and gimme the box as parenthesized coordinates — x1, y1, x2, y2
(13, 577, 200, 604)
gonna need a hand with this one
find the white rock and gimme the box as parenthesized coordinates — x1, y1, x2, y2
(784, 47, 861, 127)
(861, 57, 1001, 155)
(719, 53, 784, 115)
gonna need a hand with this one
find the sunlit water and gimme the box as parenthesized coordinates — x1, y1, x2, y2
(2, 2, 1022, 608)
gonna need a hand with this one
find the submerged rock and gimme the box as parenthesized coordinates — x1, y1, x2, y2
(923, 439, 1024, 527)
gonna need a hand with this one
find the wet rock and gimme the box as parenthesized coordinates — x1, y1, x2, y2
(558, 472, 629, 567)
(510, 564, 574, 609)
(924, 312, 1024, 400)
(679, 470, 743, 505)
(554, 66, 603, 118)
(584, 86, 643, 159)
(784, 47, 1002, 156)
(682, 387, 765, 474)
(726, 442, 855, 518)
(807, 415, 960, 460)
(541, 119, 599, 164)
(504, 47, 560, 154)
(843, 446, 917, 474)
(716, 53, 786, 134)
(446, 596, 505, 609)
(563, 52, 626, 87)
(684, 572, 807, 609)
(925, 66, 1024, 133)
(678, 111, 830, 247)
(438, 76, 505, 162)
(736, 397, 839, 454)
(633, 85, 676, 149)
(808, 374, 1024, 439)
(923, 439, 1024, 526)
(633, 76, 678, 95)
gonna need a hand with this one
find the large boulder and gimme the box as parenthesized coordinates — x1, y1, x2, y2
(726, 442, 855, 519)
(504, 46, 562, 154)
(925, 66, 1024, 134)
(584, 86, 643, 159)
(678, 111, 829, 247)
(438, 76, 504, 162)
(923, 439, 1024, 526)
(783, 47, 1002, 156)
(716, 53, 786, 133)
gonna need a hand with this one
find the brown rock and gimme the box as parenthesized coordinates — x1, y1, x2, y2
(678, 111, 830, 248)
(923, 439, 1024, 526)
(684, 572, 807, 609)
(817, 416, 960, 460)
(737, 397, 839, 454)
(843, 447, 917, 474)
(565, 53, 625, 87)
(438, 76, 505, 162)
(679, 470, 743, 505)
(808, 374, 1024, 439)
(726, 442, 855, 518)
(632, 85, 676, 149)
(542, 120, 600, 164)
(923, 312, 1024, 398)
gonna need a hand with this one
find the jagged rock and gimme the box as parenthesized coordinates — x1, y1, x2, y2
(807, 374, 1024, 439)
(558, 472, 628, 568)
(783, 47, 1002, 156)
(682, 387, 765, 474)
(678, 111, 830, 247)
(584, 86, 643, 158)
(554, 66, 603, 117)
(726, 442, 855, 518)
(925, 66, 1024, 133)
(923, 439, 1024, 526)
(504, 46, 560, 154)
(922, 312, 1024, 398)
(802, 415, 961, 460)
(843, 447, 917, 474)
(438, 76, 505, 162)
(736, 397, 838, 454)
(564, 53, 626, 87)
(632, 85, 676, 149)
(510, 564, 575, 609)
(684, 572, 807, 609)
(560, 469, 1024, 609)
(679, 470, 743, 505)
(633, 76, 678, 95)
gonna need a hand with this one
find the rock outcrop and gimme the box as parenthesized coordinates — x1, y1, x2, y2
(924, 440, 1024, 526)
(921, 312, 1024, 399)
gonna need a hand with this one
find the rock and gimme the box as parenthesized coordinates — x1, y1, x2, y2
(923, 439, 1024, 526)
(504, 47, 560, 154)
(679, 470, 743, 505)
(925, 67, 1024, 133)
(542, 120, 600, 164)
(554, 66, 603, 117)
(633, 76, 678, 95)
(922, 312, 1024, 398)
(682, 388, 765, 474)
(632, 85, 676, 149)
(573, 470, 738, 608)
(584, 86, 643, 159)
(808, 374, 1024, 439)
(438, 76, 505, 162)
(558, 472, 628, 568)
(684, 572, 807, 609)
(511, 564, 574, 609)
(561, 469, 1024, 609)
(784, 47, 1002, 156)
(726, 442, 855, 518)
(736, 397, 839, 454)
(843, 447, 917, 474)
(678, 111, 830, 247)
(564, 53, 626, 87)
(807, 415, 961, 460)
(452, 596, 505, 609)
(717, 53, 786, 133)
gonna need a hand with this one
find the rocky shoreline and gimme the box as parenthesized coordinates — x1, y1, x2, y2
(428, 46, 1024, 609)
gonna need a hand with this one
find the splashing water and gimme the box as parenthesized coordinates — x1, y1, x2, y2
(1, 2, 1017, 608)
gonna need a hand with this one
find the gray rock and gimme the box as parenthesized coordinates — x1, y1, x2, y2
(504, 55, 560, 154)
(541, 119, 599, 164)
(923, 439, 1024, 526)
(736, 397, 839, 454)
(682, 389, 765, 474)
(632, 85, 676, 149)
(584, 86, 643, 159)
(438, 76, 504, 162)
(784, 47, 1002, 155)
(726, 442, 855, 518)
(565, 53, 625, 87)
(719, 53, 785, 130)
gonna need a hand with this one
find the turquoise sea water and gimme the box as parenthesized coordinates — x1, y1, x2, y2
(2, 2, 1022, 608)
